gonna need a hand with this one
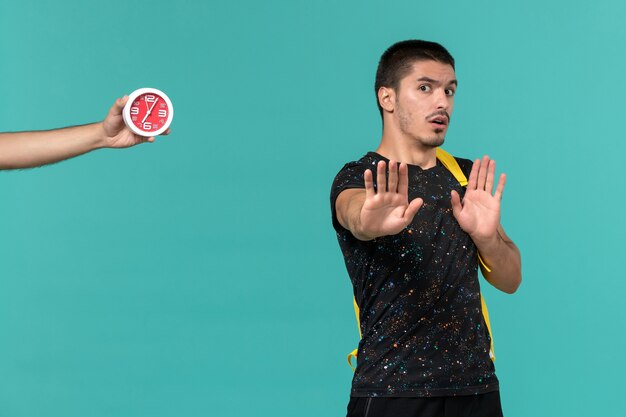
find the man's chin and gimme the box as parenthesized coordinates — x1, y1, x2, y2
(420, 135, 445, 148)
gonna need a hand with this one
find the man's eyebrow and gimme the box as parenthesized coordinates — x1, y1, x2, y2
(417, 77, 458, 86)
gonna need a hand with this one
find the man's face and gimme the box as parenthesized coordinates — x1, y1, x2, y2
(391, 60, 457, 148)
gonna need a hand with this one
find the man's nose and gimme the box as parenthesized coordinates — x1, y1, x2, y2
(435, 89, 449, 109)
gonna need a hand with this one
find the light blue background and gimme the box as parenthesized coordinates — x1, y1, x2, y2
(1, 1, 624, 416)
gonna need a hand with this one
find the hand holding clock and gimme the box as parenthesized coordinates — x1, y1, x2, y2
(102, 95, 169, 149)
(104, 88, 174, 148)
(0, 89, 174, 169)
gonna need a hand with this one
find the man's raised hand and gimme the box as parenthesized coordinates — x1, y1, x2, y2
(358, 160, 424, 240)
(451, 156, 505, 243)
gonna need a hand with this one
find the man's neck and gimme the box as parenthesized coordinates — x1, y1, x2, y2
(376, 128, 439, 169)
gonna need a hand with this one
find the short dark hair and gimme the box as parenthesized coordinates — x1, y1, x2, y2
(375, 40, 455, 118)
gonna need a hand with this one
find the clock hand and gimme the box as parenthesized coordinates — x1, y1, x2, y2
(141, 97, 160, 124)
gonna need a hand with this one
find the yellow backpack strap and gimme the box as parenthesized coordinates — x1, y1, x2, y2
(353, 297, 362, 338)
(348, 349, 358, 371)
(436, 148, 468, 186)
(347, 297, 361, 371)
(481, 294, 496, 361)
(478, 253, 492, 273)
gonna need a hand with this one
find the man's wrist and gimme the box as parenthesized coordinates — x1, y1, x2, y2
(352, 228, 376, 241)
(471, 232, 502, 255)
(352, 217, 377, 241)
(92, 122, 110, 149)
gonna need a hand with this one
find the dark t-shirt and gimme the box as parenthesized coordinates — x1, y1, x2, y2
(331, 152, 498, 397)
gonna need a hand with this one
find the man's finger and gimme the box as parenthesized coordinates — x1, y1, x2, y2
(106, 96, 129, 121)
(476, 155, 489, 190)
(451, 190, 463, 220)
(364, 169, 375, 198)
(113, 95, 128, 112)
(494, 173, 506, 201)
(485, 159, 496, 194)
(404, 197, 423, 223)
(387, 160, 398, 193)
(397, 162, 409, 197)
(467, 159, 480, 190)
(377, 160, 387, 193)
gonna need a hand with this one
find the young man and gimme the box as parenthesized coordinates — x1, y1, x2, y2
(0, 95, 169, 170)
(330, 40, 521, 417)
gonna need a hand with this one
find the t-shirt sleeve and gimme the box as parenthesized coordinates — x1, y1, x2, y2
(330, 160, 368, 233)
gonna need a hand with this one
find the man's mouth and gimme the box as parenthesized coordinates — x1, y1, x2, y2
(429, 116, 448, 126)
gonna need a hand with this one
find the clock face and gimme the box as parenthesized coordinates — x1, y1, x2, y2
(123, 88, 174, 136)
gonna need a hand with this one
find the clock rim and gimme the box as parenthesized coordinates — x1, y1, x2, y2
(122, 87, 174, 137)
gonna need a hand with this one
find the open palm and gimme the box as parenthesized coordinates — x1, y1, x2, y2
(451, 156, 505, 242)
(360, 160, 423, 238)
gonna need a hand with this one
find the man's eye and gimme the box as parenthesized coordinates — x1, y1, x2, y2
(419, 85, 431, 92)
(445, 89, 456, 96)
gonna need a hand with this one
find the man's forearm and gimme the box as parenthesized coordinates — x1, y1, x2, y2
(474, 229, 522, 294)
(0, 123, 107, 170)
(341, 192, 378, 241)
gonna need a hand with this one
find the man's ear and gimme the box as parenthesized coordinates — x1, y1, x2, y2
(378, 87, 396, 113)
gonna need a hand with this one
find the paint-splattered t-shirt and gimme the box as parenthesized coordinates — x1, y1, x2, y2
(330, 152, 498, 398)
